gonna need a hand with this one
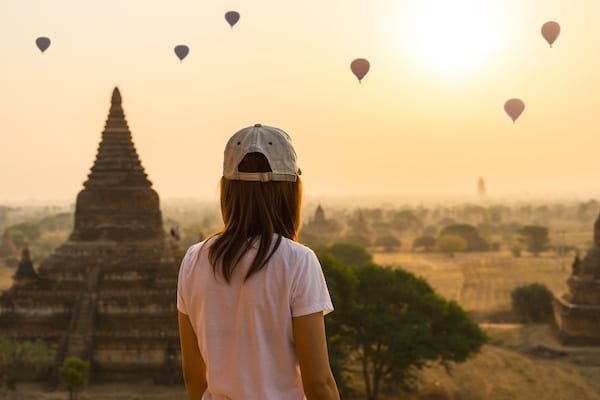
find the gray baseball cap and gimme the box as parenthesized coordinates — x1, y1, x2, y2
(223, 124, 301, 182)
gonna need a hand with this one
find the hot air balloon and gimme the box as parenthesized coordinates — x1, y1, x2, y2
(350, 58, 370, 83)
(541, 21, 560, 47)
(225, 11, 240, 28)
(174, 45, 189, 62)
(504, 98, 525, 123)
(35, 37, 51, 54)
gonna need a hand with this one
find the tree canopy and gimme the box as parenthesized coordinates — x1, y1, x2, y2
(317, 243, 373, 269)
(3, 223, 41, 248)
(373, 235, 401, 252)
(511, 283, 554, 322)
(0, 337, 54, 388)
(439, 224, 489, 251)
(435, 235, 468, 256)
(343, 231, 372, 249)
(413, 235, 436, 252)
(318, 251, 487, 400)
(517, 225, 550, 256)
(389, 210, 422, 233)
(59, 357, 90, 400)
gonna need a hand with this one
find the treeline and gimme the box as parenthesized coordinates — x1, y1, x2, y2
(300, 200, 590, 257)
(0, 212, 72, 267)
(1, 198, 596, 269)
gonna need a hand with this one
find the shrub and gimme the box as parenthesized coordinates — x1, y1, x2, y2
(517, 226, 550, 256)
(0, 337, 54, 388)
(511, 283, 554, 322)
(413, 235, 436, 252)
(59, 357, 90, 400)
(373, 235, 401, 252)
(439, 224, 489, 251)
(317, 243, 373, 269)
(435, 235, 467, 256)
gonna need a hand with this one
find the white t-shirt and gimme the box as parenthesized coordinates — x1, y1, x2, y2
(177, 235, 334, 400)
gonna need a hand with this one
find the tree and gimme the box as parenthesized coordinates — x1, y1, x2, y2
(317, 243, 373, 269)
(343, 232, 372, 248)
(59, 357, 90, 400)
(389, 210, 422, 233)
(348, 210, 372, 236)
(511, 283, 554, 322)
(319, 256, 486, 400)
(4, 223, 41, 247)
(517, 225, 550, 256)
(435, 235, 467, 257)
(318, 255, 358, 398)
(577, 200, 600, 222)
(422, 225, 438, 237)
(0, 206, 15, 231)
(373, 235, 401, 252)
(412, 235, 436, 252)
(38, 212, 73, 232)
(0, 337, 54, 389)
(439, 224, 489, 251)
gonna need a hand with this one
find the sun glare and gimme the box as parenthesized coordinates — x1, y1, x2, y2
(403, 0, 505, 76)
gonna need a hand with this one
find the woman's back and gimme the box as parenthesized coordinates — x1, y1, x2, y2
(178, 235, 333, 400)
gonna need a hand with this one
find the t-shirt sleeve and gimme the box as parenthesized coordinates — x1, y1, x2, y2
(177, 246, 194, 315)
(290, 249, 334, 317)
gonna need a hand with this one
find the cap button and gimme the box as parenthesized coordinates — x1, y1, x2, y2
(254, 123, 262, 127)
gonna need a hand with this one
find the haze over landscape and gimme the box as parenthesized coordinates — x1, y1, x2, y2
(2, 0, 600, 203)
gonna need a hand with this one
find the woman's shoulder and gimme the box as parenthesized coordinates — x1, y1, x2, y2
(182, 238, 214, 269)
(277, 236, 317, 259)
(186, 239, 209, 256)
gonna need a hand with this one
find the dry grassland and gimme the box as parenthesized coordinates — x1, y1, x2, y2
(374, 251, 571, 318)
(370, 251, 600, 399)
(413, 324, 600, 400)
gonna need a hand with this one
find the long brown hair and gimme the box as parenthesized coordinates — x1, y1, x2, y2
(208, 153, 302, 282)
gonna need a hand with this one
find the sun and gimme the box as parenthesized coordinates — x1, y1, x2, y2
(402, 0, 505, 76)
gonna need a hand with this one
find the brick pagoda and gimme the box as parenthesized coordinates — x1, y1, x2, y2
(0, 88, 184, 382)
(553, 215, 600, 345)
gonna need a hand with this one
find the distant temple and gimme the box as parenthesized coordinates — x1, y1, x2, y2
(314, 204, 326, 225)
(12, 245, 37, 286)
(477, 177, 486, 196)
(553, 214, 600, 345)
(0, 88, 184, 382)
(305, 204, 341, 234)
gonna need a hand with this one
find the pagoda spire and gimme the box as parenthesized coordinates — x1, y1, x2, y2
(112, 87, 121, 105)
(12, 244, 37, 284)
(83, 87, 152, 190)
(314, 204, 326, 224)
(69, 87, 166, 241)
(104, 87, 128, 130)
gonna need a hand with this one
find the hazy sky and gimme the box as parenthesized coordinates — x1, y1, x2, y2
(1, 0, 600, 203)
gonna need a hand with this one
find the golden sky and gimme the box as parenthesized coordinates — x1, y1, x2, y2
(1, 0, 599, 203)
